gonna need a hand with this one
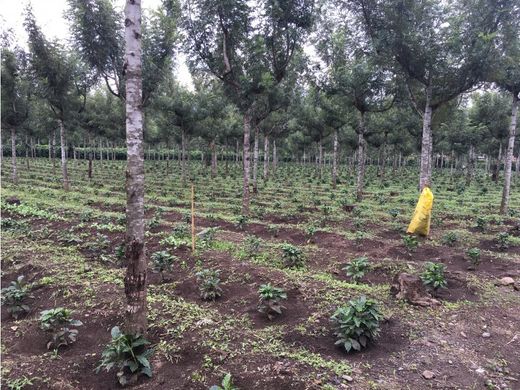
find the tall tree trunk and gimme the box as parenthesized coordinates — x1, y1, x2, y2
(59, 119, 70, 191)
(466, 144, 476, 186)
(419, 85, 433, 190)
(242, 111, 252, 214)
(181, 130, 186, 181)
(356, 112, 366, 201)
(263, 134, 269, 180)
(11, 128, 18, 185)
(500, 92, 518, 214)
(493, 143, 502, 183)
(52, 128, 57, 176)
(124, 0, 147, 335)
(272, 139, 277, 175)
(332, 129, 338, 189)
(210, 139, 217, 178)
(318, 138, 323, 179)
(253, 127, 259, 193)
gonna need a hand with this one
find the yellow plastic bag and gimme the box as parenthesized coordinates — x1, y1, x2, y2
(407, 187, 434, 236)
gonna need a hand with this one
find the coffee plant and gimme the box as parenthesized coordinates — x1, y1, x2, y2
(420, 262, 447, 294)
(258, 284, 287, 320)
(281, 243, 305, 268)
(402, 235, 418, 252)
(343, 257, 370, 284)
(496, 232, 510, 251)
(39, 308, 83, 350)
(151, 251, 176, 281)
(1, 275, 32, 319)
(466, 247, 481, 269)
(210, 373, 238, 390)
(196, 269, 223, 300)
(331, 295, 383, 352)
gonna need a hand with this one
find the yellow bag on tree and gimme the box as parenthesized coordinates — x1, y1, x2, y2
(407, 187, 434, 236)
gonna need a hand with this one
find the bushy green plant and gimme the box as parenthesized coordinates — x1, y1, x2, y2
(343, 257, 370, 284)
(331, 295, 383, 352)
(210, 373, 238, 390)
(96, 326, 154, 386)
(496, 232, 510, 251)
(243, 235, 261, 258)
(441, 231, 458, 247)
(466, 247, 481, 269)
(39, 308, 83, 350)
(171, 222, 189, 238)
(198, 227, 219, 248)
(281, 243, 305, 268)
(235, 215, 248, 230)
(258, 284, 287, 320)
(196, 269, 223, 300)
(402, 235, 418, 252)
(151, 251, 175, 281)
(1, 275, 31, 319)
(474, 216, 487, 231)
(420, 262, 447, 294)
(267, 224, 280, 237)
(388, 209, 400, 219)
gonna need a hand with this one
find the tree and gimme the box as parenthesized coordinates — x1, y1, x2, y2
(184, 0, 314, 214)
(1, 43, 31, 185)
(123, 0, 147, 335)
(353, 0, 511, 190)
(24, 8, 92, 191)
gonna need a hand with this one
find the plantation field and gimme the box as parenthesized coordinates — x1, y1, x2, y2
(1, 158, 520, 390)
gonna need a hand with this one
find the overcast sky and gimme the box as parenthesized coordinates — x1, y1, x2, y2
(0, 0, 193, 89)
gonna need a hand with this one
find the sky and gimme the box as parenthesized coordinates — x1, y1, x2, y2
(0, 0, 194, 89)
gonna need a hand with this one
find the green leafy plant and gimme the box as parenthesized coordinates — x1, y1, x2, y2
(388, 208, 400, 219)
(235, 215, 248, 230)
(267, 224, 280, 237)
(150, 251, 175, 281)
(474, 216, 487, 231)
(196, 269, 223, 300)
(466, 247, 481, 269)
(39, 308, 83, 350)
(402, 235, 418, 252)
(496, 232, 510, 251)
(281, 243, 305, 268)
(198, 227, 219, 248)
(343, 257, 370, 284)
(257, 284, 287, 320)
(96, 326, 154, 386)
(171, 222, 189, 238)
(243, 235, 261, 258)
(1, 275, 32, 319)
(331, 295, 383, 352)
(420, 262, 447, 294)
(441, 231, 458, 247)
(210, 373, 238, 390)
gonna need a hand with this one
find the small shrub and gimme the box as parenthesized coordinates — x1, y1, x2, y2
(210, 373, 238, 390)
(281, 243, 305, 268)
(331, 295, 383, 353)
(305, 224, 317, 237)
(441, 231, 458, 247)
(1, 275, 31, 319)
(235, 215, 248, 230)
(466, 247, 481, 269)
(267, 224, 280, 237)
(197, 227, 218, 248)
(96, 326, 154, 386)
(151, 251, 175, 281)
(388, 209, 399, 219)
(474, 216, 487, 231)
(39, 308, 83, 350)
(243, 235, 261, 258)
(402, 235, 418, 252)
(258, 284, 287, 320)
(196, 269, 223, 300)
(496, 232, 510, 251)
(420, 262, 447, 294)
(343, 257, 370, 284)
(171, 222, 189, 238)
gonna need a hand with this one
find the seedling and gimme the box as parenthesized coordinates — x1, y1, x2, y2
(258, 284, 287, 320)
(402, 235, 418, 252)
(466, 247, 481, 269)
(331, 295, 383, 352)
(210, 373, 238, 390)
(1, 275, 32, 319)
(496, 232, 510, 251)
(343, 257, 370, 284)
(420, 262, 447, 295)
(281, 243, 305, 268)
(39, 308, 83, 350)
(150, 251, 176, 281)
(97, 326, 154, 386)
(196, 269, 223, 300)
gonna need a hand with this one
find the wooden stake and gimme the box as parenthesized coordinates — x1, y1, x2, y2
(191, 183, 195, 252)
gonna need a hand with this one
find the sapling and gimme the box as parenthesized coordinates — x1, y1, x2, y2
(281, 243, 305, 268)
(150, 251, 175, 281)
(258, 284, 287, 320)
(343, 257, 370, 284)
(1, 275, 32, 319)
(466, 247, 481, 270)
(196, 269, 223, 300)
(420, 262, 447, 295)
(39, 308, 83, 350)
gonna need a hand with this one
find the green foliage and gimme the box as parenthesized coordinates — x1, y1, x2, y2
(420, 262, 447, 292)
(96, 326, 154, 386)
(475, 216, 487, 231)
(243, 235, 261, 258)
(1, 275, 31, 319)
(281, 243, 305, 268)
(441, 231, 458, 246)
(5, 376, 34, 390)
(466, 247, 481, 269)
(235, 215, 248, 230)
(210, 373, 238, 390)
(39, 308, 83, 350)
(198, 227, 219, 248)
(151, 251, 175, 278)
(196, 269, 223, 300)
(257, 284, 287, 320)
(343, 257, 370, 284)
(402, 235, 418, 252)
(496, 232, 510, 251)
(331, 296, 383, 353)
